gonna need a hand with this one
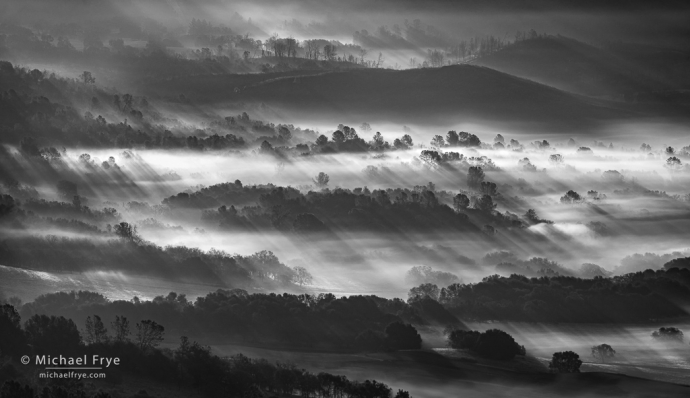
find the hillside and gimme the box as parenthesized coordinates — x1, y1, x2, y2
(144, 65, 637, 131)
(473, 36, 690, 99)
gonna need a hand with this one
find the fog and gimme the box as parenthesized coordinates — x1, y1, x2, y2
(2, 2, 690, 396)
(4, 133, 689, 297)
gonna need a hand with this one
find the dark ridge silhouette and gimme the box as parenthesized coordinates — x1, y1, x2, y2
(434, 269, 690, 322)
(474, 35, 690, 99)
(166, 65, 639, 130)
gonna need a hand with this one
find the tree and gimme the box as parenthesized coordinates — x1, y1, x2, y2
(111, 315, 130, 342)
(474, 329, 525, 360)
(446, 131, 459, 146)
(448, 329, 525, 360)
(0, 304, 26, 358)
(372, 132, 385, 149)
(430, 135, 445, 148)
(560, 190, 582, 204)
(277, 126, 292, 141)
(114, 222, 138, 241)
(408, 283, 440, 302)
(549, 351, 582, 373)
(384, 322, 422, 350)
(447, 330, 481, 349)
(323, 44, 337, 60)
(664, 257, 690, 270)
(453, 193, 470, 212)
(315, 135, 329, 146)
(24, 315, 81, 354)
(651, 327, 684, 343)
(524, 209, 552, 224)
(549, 154, 563, 164)
(480, 181, 498, 196)
(494, 134, 504, 144)
(591, 344, 615, 363)
(360, 122, 372, 132)
(332, 130, 345, 143)
(313, 172, 330, 188)
(260, 140, 274, 153)
(84, 315, 109, 345)
(292, 266, 313, 286)
(79, 71, 95, 84)
(666, 157, 682, 170)
(467, 166, 485, 189)
(475, 195, 496, 213)
(136, 320, 165, 349)
(401, 134, 413, 147)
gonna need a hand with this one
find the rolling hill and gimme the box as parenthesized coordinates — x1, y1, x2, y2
(473, 35, 690, 99)
(144, 64, 639, 131)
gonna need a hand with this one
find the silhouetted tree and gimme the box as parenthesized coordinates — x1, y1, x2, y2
(474, 329, 525, 360)
(332, 130, 345, 143)
(549, 351, 582, 373)
(114, 222, 138, 241)
(651, 327, 684, 342)
(475, 195, 496, 213)
(79, 71, 95, 84)
(560, 190, 582, 204)
(446, 131, 459, 146)
(467, 166, 485, 189)
(384, 322, 422, 350)
(453, 193, 470, 212)
(0, 304, 26, 358)
(84, 315, 108, 344)
(136, 320, 165, 349)
(24, 314, 81, 354)
(408, 283, 440, 302)
(111, 315, 130, 342)
(430, 135, 445, 148)
(315, 135, 329, 146)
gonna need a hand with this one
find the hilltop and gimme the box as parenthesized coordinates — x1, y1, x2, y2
(474, 35, 690, 100)
(144, 64, 637, 131)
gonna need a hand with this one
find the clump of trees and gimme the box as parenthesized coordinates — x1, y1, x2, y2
(651, 327, 684, 343)
(435, 269, 690, 323)
(549, 351, 582, 373)
(447, 328, 526, 360)
(16, 289, 440, 352)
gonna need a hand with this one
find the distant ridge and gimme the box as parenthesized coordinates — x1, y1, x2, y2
(172, 64, 636, 131)
(474, 36, 690, 98)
